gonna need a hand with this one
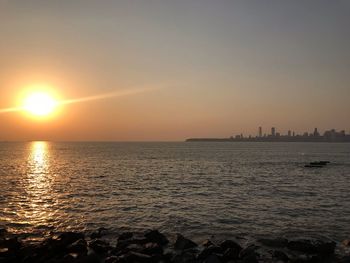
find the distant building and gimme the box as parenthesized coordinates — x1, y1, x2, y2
(259, 126, 262, 137)
(313, 128, 320, 137)
(271, 127, 276, 137)
(288, 130, 291, 137)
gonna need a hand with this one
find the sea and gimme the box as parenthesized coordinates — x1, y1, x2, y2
(0, 142, 349, 241)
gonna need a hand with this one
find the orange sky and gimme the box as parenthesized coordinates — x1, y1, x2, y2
(1, 1, 349, 141)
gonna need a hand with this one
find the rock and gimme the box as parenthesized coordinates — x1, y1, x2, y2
(118, 232, 133, 241)
(241, 253, 258, 263)
(90, 227, 108, 239)
(116, 237, 149, 250)
(144, 230, 169, 245)
(258, 237, 288, 248)
(203, 254, 221, 263)
(272, 250, 289, 262)
(67, 239, 87, 254)
(126, 243, 144, 252)
(342, 239, 350, 247)
(197, 246, 223, 260)
(239, 245, 259, 261)
(202, 239, 214, 248)
(89, 239, 111, 254)
(0, 228, 7, 237)
(223, 247, 240, 261)
(2, 237, 21, 252)
(123, 251, 152, 263)
(219, 240, 242, 252)
(105, 255, 118, 263)
(56, 232, 85, 246)
(142, 242, 163, 255)
(172, 251, 196, 263)
(339, 256, 350, 263)
(287, 239, 336, 255)
(174, 234, 198, 250)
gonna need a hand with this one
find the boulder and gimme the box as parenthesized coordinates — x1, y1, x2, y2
(258, 237, 288, 248)
(223, 247, 241, 261)
(0, 228, 7, 237)
(118, 232, 133, 241)
(142, 242, 163, 255)
(204, 254, 222, 263)
(287, 239, 336, 255)
(219, 240, 242, 252)
(122, 251, 152, 263)
(67, 239, 87, 254)
(339, 256, 350, 263)
(272, 250, 289, 262)
(202, 239, 214, 248)
(56, 232, 84, 247)
(90, 227, 108, 239)
(239, 245, 259, 262)
(172, 251, 197, 263)
(342, 239, 350, 247)
(144, 230, 169, 245)
(174, 234, 198, 250)
(89, 239, 112, 254)
(197, 246, 223, 260)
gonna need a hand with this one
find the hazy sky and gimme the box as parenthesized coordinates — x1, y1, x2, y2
(0, 0, 349, 141)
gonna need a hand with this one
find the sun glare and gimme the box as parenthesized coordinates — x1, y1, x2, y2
(23, 92, 57, 117)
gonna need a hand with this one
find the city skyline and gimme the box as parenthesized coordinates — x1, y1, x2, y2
(234, 126, 349, 139)
(187, 126, 350, 142)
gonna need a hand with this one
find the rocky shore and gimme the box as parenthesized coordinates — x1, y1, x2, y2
(0, 228, 349, 263)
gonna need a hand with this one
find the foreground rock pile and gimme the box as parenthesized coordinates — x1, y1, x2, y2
(0, 228, 349, 263)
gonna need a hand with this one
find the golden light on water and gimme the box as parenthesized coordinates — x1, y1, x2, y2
(20, 141, 56, 228)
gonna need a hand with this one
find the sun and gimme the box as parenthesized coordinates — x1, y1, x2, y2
(23, 92, 57, 117)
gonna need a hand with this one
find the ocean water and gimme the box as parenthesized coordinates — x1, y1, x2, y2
(0, 142, 349, 241)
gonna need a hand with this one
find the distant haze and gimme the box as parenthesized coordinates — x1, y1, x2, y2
(0, 0, 349, 141)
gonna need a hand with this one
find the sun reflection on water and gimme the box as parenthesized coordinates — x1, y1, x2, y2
(19, 141, 57, 231)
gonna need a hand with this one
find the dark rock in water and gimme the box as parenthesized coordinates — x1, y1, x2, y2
(258, 237, 288, 248)
(172, 251, 197, 263)
(339, 256, 350, 263)
(126, 243, 144, 253)
(310, 161, 329, 166)
(241, 253, 258, 263)
(289, 254, 323, 263)
(223, 247, 241, 261)
(89, 239, 112, 254)
(197, 245, 223, 260)
(174, 234, 198, 250)
(118, 232, 133, 241)
(0, 228, 7, 237)
(202, 239, 214, 248)
(105, 255, 118, 263)
(272, 250, 289, 262)
(219, 240, 242, 252)
(67, 239, 87, 254)
(239, 245, 259, 263)
(287, 239, 336, 255)
(142, 242, 163, 255)
(144, 230, 169, 245)
(1, 237, 21, 253)
(122, 251, 152, 263)
(117, 237, 149, 250)
(203, 254, 222, 263)
(90, 227, 108, 239)
(57, 232, 85, 246)
(342, 239, 350, 247)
